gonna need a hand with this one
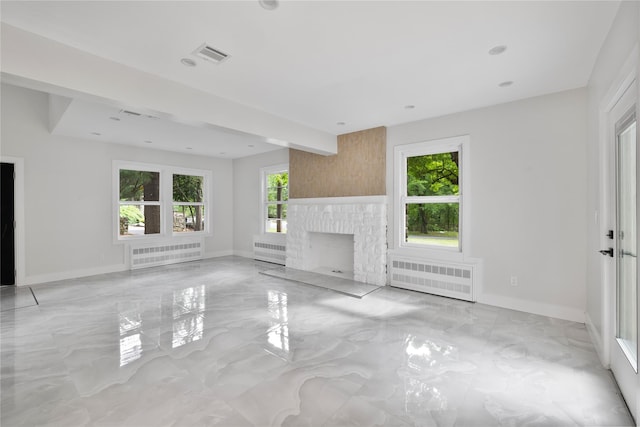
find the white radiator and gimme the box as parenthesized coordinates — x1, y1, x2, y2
(389, 255, 475, 302)
(130, 238, 203, 270)
(253, 235, 286, 265)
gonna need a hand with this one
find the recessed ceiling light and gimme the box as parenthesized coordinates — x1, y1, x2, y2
(185, 147, 193, 150)
(488, 45, 507, 55)
(109, 117, 120, 121)
(144, 140, 153, 144)
(181, 58, 197, 67)
(336, 122, 346, 126)
(259, 0, 279, 10)
(91, 132, 101, 136)
(248, 144, 255, 148)
(498, 81, 514, 87)
(404, 105, 415, 110)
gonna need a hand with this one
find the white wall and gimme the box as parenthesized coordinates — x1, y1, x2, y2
(585, 1, 639, 360)
(388, 88, 588, 322)
(1, 83, 234, 284)
(232, 149, 289, 257)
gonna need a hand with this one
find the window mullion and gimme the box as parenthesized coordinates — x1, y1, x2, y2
(405, 195, 459, 204)
(173, 202, 204, 206)
(119, 201, 161, 206)
(162, 169, 171, 236)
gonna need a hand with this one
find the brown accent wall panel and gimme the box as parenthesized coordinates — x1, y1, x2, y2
(289, 126, 386, 198)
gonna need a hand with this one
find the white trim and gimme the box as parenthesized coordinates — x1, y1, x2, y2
(25, 263, 128, 286)
(595, 47, 639, 416)
(477, 292, 585, 323)
(233, 250, 254, 259)
(393, 135, 471, 261)
(0, 156, 25, 286)
(113, 160, 213, 242)
(600, 45, 638, 113)
(597, 47, 638, 369)
(289, 195, 388, 205)
(260, 163, 288, 234)
(171, 169, 210, 238)
(23, 251, 233, 285)
(113, 160, 163, 242)
(254, 232, 287, 243)
(395, 137, 466, 157)
(404, 195, 459, 204)
(115, 160, 164, 173)
(585, 311, 608, 368)
(202, 250, 234, 259)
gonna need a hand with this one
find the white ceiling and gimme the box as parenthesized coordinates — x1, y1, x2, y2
(0, 1, 620, 157)
(50, 96, 282, 159)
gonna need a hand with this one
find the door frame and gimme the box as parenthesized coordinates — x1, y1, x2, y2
(1, 157, 25, 286)
(598, 46, 639, 422)
(598, 46, 638, 367)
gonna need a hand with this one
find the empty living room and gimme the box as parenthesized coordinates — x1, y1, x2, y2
(1, 1, 639, 426)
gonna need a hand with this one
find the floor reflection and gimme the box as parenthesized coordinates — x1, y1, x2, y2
(405, 334, 455, 370)
(403, 335, 454, 412)
(265, 290, 290, 359)
(118, 285, 208, 366)
(172, 285, 206, 349)
(119, 303, 143, 367)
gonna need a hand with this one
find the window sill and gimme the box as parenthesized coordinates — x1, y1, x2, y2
(255, 232, 287, 243)
(115, 231, 210, 244)
(390, 246, 466, 263)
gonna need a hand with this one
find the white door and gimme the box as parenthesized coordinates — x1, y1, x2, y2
(607, 80, 638, 421)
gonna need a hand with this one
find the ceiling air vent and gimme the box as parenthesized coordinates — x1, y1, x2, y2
(193, 43, 230, 64)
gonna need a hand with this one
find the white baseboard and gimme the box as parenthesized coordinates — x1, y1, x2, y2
(478, 292, 585, 323)
(24, 263, 128, 286)
(233, 250, 254, 259)
(585, 311, 609, 367)
(23, 251, 235, 285)
(202, 250, 234, 259)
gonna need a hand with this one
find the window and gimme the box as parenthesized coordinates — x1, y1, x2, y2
(119, 168, 161, 236)
(262, 165, 288, 233)
(172, 174, 205, 233)
(115, 161, 211, 240)
(395, 136, 469, 252)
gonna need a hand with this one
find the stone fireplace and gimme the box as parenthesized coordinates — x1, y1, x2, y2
(285, 196, 387, 286)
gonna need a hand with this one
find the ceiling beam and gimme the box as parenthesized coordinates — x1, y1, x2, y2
(0, 23, 337, 155)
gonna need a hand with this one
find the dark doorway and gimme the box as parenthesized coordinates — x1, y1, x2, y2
(1, 162, 15, 286)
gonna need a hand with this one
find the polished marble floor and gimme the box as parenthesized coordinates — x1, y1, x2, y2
(0, 256, 633, 426)
(1, 286, 38, 312)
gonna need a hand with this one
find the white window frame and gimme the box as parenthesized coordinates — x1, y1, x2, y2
(114, 161, 212, 242)
(394, 135, 470, 260)
(170, 167, 210, 237)
(261, 164, 288, 234)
